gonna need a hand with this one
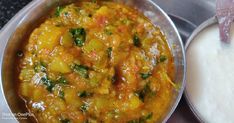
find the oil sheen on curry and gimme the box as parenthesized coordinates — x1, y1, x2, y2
(18, 1, 176, 123)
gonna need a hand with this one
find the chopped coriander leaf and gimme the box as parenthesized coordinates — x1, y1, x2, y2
(77, 91, 92, 98)
(140, 73, 152, 80)
(122, 18, 132, 25)
(58, 91, 65, 100)
(127, 112, 153, 123)
(70, 28, 86, 47)
(104, 29, 113, 35)
(60, 118, 70, 123)
(57, 76, 68, 84)
(72, 64, 89, 78)
(159, 55, 167, 63)
(80, 103, 89, 112)
(64, 12, 69, 16)
(107, 47, 112, 58)
(55, 6, 64, 17)
(144, 112, 153, 120)
(34, 62, 47, 72)
(41, 76, 54, 92)
(136, 84, 149, 102)
(136, 82, 155, 102)
(133, 33, 141, 47)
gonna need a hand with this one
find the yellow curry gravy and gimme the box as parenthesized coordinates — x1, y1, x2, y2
(17, 1, 176, 123)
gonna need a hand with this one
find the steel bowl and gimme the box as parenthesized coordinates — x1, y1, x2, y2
(0, 0, 186, 122)
(185, 17, 217, 123)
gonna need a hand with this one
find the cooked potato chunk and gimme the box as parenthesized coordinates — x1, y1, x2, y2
(49, 57, 71, 73)
(37, 24, 64, 50)
(60, 31, 73, 47)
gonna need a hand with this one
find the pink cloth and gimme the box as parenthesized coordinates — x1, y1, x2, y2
(216, 0, 234, 43)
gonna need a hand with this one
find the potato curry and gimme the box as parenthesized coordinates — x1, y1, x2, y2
(17, 1, 176, 123)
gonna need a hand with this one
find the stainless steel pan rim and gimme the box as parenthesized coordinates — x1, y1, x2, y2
(184, 16, 218, 123)
(0, 0, 186, 122)
(0, 0, 41, 122)
(146, 1, 186, 123)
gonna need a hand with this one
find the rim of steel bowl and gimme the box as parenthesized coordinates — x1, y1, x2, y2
(0, 0, 186, 122)
(184, 16, 217, 123)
